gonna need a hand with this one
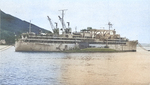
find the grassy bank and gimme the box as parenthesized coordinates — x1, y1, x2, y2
(64, 48, 118, 53)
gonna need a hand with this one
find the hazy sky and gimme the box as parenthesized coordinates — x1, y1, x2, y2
(0, 0, 150, 43)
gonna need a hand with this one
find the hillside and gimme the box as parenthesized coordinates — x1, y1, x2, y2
(0, 10, 49, 44)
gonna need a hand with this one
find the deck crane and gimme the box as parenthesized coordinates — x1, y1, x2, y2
(47, 16, 55, 32)
(58, 9, 67, 32)
(58, 16, 66, 30)
(47, 16, 59, 35)
(58, 16, 71, 33)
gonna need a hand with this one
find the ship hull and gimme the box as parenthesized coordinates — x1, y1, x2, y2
(15, 41, 78, 52)
(108, 41, 137, 52)
(15, 40, 138, 52)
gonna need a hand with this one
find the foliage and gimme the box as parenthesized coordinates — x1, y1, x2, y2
(0, 29, 15, 44)
(0, 10, 48, 44)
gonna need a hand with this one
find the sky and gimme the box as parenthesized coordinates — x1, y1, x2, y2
(0, 0, 150, 43)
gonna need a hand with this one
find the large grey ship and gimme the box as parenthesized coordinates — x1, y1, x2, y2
(15, 10, 138, 52)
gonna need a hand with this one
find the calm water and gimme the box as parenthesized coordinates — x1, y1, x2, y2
(0, 47, 71, 85)
(0, 47, 150, 85)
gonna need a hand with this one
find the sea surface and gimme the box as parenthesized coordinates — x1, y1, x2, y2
(0, 47, 150, 85)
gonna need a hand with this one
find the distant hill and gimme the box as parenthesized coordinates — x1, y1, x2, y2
(139, 43, 150, 47)
(0, 10, 49, 44)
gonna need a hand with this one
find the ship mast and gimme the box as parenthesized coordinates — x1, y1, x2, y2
(55, 22, 58, 29)
(108, 22, 112, 34)
(29, 20, 31, 33)
(0, 9, 1, 40)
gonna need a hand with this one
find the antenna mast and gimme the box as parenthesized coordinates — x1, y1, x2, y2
(108, 22, 112, 34)
(29, 20, 31, 33)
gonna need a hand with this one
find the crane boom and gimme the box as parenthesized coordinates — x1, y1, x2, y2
(58, 16, 66, 29)
(47, 16, 54, 31)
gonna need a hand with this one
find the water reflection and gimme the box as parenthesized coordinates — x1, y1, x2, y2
(0, 47, 150, 85)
